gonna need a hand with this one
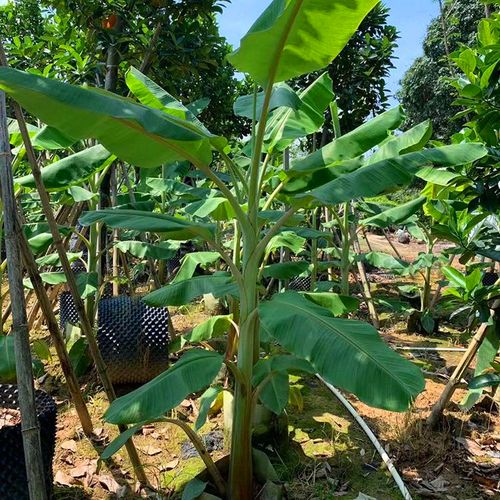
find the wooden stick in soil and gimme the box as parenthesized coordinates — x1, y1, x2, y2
(15, 226, 94, 436)
(0, 89, 47, 500)
(0, 47, 149, 487)
(427, 299, 499, 429)
(350, 225, 379, 328)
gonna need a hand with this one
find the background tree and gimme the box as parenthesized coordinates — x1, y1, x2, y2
(397, 0, 487, 139)
(0, 0, 248, 137)
(292, 3, 398, 142)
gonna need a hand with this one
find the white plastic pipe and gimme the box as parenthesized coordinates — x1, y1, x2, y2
(394, 346, 467, 352)
(318, 375, 413, 500)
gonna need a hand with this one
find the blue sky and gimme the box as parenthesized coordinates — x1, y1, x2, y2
(217, 1, 439, 102)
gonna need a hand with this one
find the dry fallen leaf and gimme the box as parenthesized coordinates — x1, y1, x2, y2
(161, 458, 179, 471)
(69, 465, 89, 478)
(61, 439, 77, 453)
(55, 470, 75, 486)
(142, 445, 162, 456)
(98, 474, 121, 493)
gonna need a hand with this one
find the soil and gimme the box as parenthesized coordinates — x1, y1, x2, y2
(0, 407, 21, 429)
(2, 235, 498, 498)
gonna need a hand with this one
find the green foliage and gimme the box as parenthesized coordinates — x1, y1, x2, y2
(227, 0, 379, 85)
(397, 0, 487, 139)
(105, 349, 224, 425)
(260, 292, 425, 411)
(292, 4, 399, 135)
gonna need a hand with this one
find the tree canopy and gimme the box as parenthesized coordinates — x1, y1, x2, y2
(397, 0, 487, 139)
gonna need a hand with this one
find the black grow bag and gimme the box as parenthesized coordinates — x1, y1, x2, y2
(60, 294, 170, 384)
(0, 384, 56, 499)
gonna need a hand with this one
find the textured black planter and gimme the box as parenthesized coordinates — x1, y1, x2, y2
(0, 384, 56, 499)
(288, 276, 312, 292)
(60, 294, 170, 384)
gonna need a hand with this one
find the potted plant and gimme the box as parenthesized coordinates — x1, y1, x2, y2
(0, 384, 57, 499)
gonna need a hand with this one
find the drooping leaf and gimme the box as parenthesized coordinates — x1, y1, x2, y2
(266, 231, 306, 254)
(66, 186, 96, 202)
(0, 67, 223, 168)
(234, 83, 301, 119)
(263, 261, 309, 280)
(195, 386, 223, 431)
(302, 292, 359, 316)
(172, 252, 220, 284)
(32, 125, 77, 150)
(114, 241, 178, 260)
(186, 315, 233, 343)
(469, 372, 500, 389)
(361, 252, 409, 272)
(105, 349, 224, 425)
(291, 106, 405, 175)
(16, 145, 112, 190)
(260, 292, 425, 411)
(80, 209, 215, 241)
(228, 0, 379, 85)
(360, 197, 426, 228)
(35, 252, 82, 267)
(143, 274, 239, 307)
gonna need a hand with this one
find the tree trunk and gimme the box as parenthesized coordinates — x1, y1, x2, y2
(0, 89, 47, 500)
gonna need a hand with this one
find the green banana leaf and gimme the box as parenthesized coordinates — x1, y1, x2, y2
(234, 83, 301, 119)
(172, 252, 220, 283)
(264, 72, 333, 152)
(16, 145, 113, 190)
(360, 196, 426, 228)
(114, 241, 179, 260)
(290, 143, 488, 205)
(290, 106, 405, 175)
(260, 292, 424, 411)
(79, 209, 215, 241)
(125, 67, 211, 134)
(252, 355, 314, 414)
(143, 274, 239, 307)
(186, 315, 233, 343)
(195, 386, 223, 431)
(105, 349, 224, 424)
(366, 120, 432, 164)
(263, 261, 309, 280)
(228, 0, 379, 85)
(0, 67, 224, 168)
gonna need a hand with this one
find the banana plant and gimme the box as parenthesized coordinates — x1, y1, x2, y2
(0, 1, 489, 497)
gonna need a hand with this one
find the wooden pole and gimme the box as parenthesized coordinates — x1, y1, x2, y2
(16, 228, 94, 436)
(427, 299, 500, 429)
(0, 43, 148, 486)
(0, 89, 47, 500)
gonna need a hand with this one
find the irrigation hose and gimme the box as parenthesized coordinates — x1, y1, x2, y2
(317, 375, 413, 500)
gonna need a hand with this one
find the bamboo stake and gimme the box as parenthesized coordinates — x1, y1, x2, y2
(351, 225, 380, 328)
(0, 88, 47, 500)
(16, 224, 94, 436)
(0, 43, 148, 486)
(427, 299, 499, 429)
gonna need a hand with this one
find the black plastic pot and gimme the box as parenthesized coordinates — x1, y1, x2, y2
(0, 384, 56, 499)
(60, 294, 170, 384)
